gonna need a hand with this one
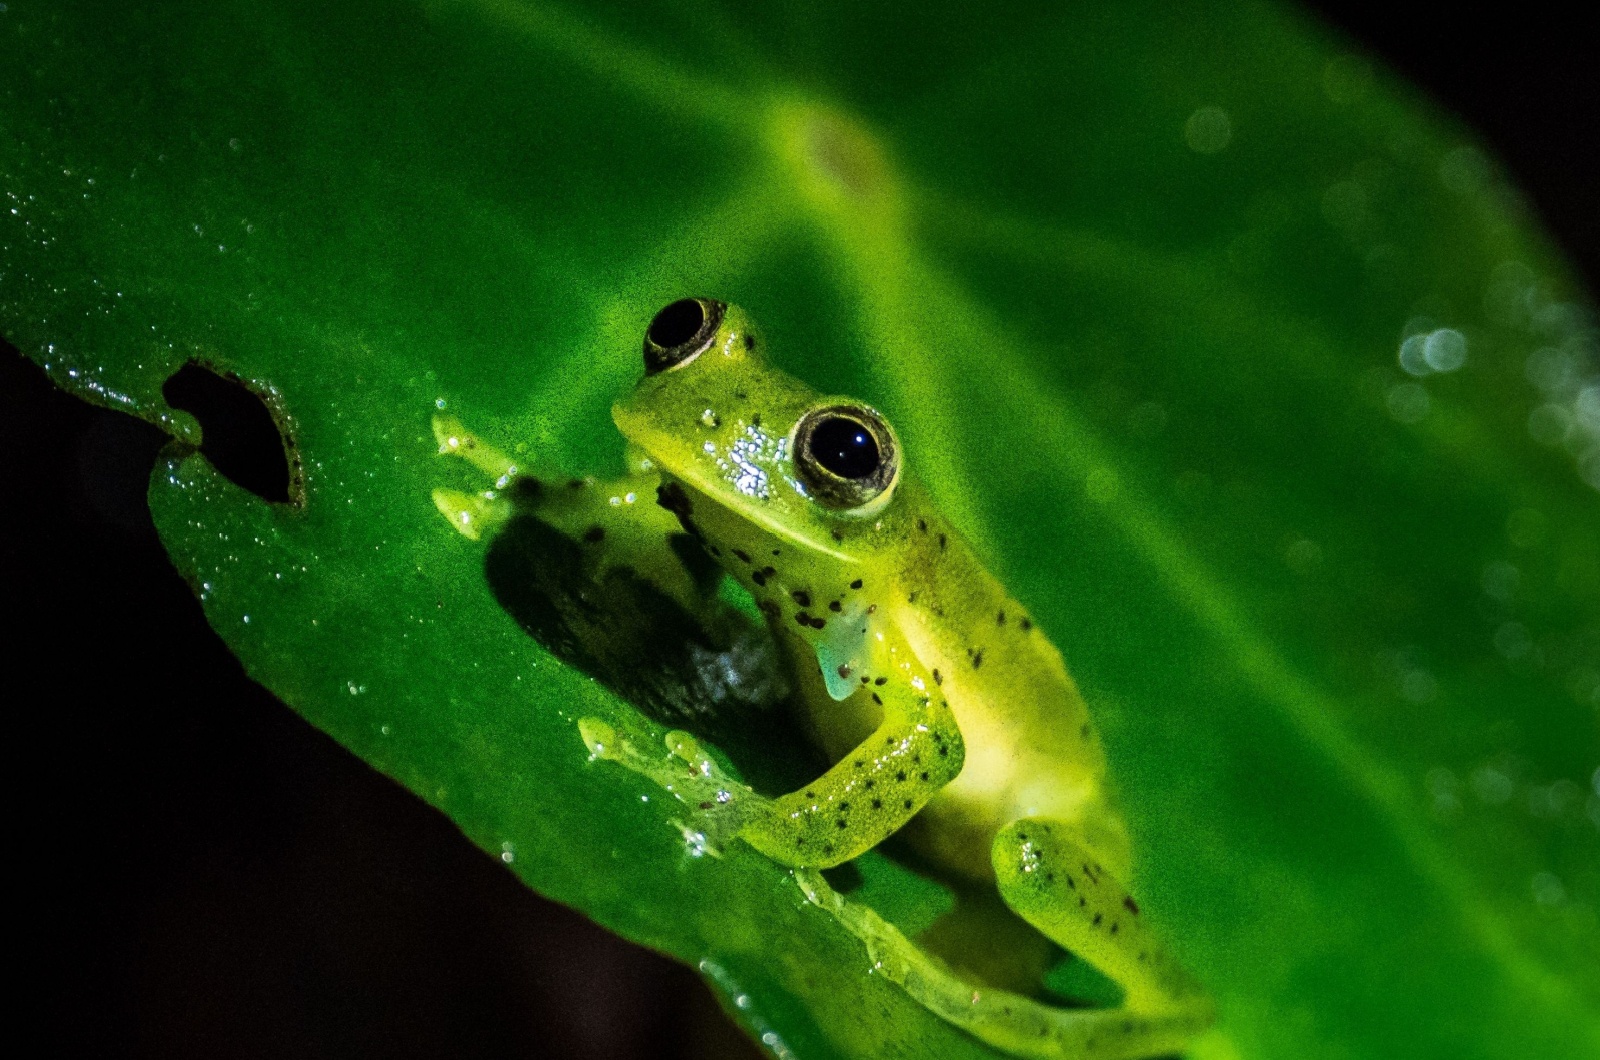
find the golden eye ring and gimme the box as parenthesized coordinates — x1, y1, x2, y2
(793, 403, 900, 511)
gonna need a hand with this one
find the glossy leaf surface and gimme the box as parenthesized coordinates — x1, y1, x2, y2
(3, 1, 1598, 1057)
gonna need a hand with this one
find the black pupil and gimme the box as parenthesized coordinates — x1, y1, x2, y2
(810, 416, 880, 480)
(648, 299, 705, 350)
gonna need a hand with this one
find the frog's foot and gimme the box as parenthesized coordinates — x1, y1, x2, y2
(992, 818, 1213, 1041)
(432, 412, 715, 609)
(433, 412, 521, 484)
(429, 413, 524, 541)
(577, 718, 766, 856)
(795, 869, 1209, 1060)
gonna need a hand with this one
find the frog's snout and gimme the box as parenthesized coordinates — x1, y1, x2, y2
(643, 297, 725, 375)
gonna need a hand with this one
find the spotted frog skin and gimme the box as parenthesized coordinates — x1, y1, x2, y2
(433, 299, 1212, 1060)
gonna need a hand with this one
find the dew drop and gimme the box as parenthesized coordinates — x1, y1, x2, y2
(1423, 328, 1468, 372)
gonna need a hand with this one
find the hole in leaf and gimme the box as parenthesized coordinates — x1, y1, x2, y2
(162, 362, 298, 505)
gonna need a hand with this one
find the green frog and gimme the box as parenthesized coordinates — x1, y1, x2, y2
(433, 298, 1212, 1060)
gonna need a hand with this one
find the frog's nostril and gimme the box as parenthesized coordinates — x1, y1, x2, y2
(643, 297, 725, 375)
(648, 299, 704, 349)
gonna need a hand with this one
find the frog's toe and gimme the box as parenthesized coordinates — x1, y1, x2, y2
(431, 412, 471, 453)
(432, 412, 519, 482)
(431, 487, 505, 541)
(671, 817, 727, 858)
(578, 719, 760, 838)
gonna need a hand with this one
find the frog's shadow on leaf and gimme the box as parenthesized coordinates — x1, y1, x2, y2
(481, 504, 1131, 1012)
(483, 507, 820, 795)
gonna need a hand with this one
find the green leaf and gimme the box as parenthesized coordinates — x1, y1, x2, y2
(4, 1, 1597, 1057)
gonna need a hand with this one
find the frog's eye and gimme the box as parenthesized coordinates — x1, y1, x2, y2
(643, 297, 725, 375)
(793, 404, 900, 510)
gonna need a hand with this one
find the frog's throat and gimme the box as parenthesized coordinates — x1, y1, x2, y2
(650, 461, 859, 565)
(815, 601, 873, 701)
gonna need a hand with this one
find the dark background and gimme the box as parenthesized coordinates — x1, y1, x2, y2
(5, 6, 1595, 1058)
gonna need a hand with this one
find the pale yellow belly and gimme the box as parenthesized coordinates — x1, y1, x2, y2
(907, 684, 1112, 879)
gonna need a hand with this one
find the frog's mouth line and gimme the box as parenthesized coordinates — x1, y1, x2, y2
(659, 459, 860, 566)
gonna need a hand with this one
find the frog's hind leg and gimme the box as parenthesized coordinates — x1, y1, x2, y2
(991, 818, 1213, 1049)
(795, 869, 1209, 1060)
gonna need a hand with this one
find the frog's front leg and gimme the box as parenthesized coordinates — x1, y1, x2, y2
(584, 649, 965, 868)
(431, 413, 715, 607)
(578, 720, 764, 855)
(993, 818, 1213, 1033)
(745, 660, 965, 867)
(431, 412, 521, 541)
(433, 411, 653, 534)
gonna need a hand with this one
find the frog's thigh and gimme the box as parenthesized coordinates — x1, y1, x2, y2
(796, 870, 1207, 1060)
(992, 818, 1209, 1020)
